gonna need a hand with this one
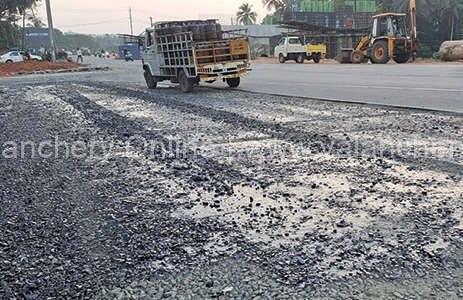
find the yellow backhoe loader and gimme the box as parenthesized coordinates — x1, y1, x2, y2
(345, 0, 417, 64)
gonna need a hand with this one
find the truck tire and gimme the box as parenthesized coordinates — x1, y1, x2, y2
(144, 70, 157, 89)
(296, 53, 305, 64)
(226, 77, 240, 88)
(178, 70, 194, 93)
(371, 41, 390, 64)
(279, 54, 286, 64)
(312, 53, 321, 63)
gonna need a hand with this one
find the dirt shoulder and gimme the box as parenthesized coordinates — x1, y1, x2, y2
(0, 61, 85, 77)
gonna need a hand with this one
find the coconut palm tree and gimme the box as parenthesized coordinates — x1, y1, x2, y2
(262, 0, 293, 12)
(237, 3, 258, 25)
(262, 0, 293, 22)
(262, 0, 283, 11)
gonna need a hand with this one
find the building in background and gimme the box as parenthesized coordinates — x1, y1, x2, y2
(281, 0, 379, 58)
(25, 27, 50, 52)
(288, 0, 378, 29)
(223, 25, 291, 57)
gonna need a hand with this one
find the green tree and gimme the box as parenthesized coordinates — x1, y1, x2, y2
(263, 0, 292, 17)
(262, 14, 276, 24)
(1, 0, 40, 50)
(27, 7, 45, 28)
(377, 0, 463, 55)
(237, 3, 258, 25)
(0, 0, 39, 18)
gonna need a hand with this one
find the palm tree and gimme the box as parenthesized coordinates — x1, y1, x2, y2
(262, 0, 293, 21)
(237, 3, 258, 25)
(262, 0, 283, 11)
(262, 0, 293, 12)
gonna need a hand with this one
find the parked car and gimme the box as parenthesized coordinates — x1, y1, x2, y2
(0, 51, 24, 63)
(19, 51, 43, 61)
(0, 51, 43, 63)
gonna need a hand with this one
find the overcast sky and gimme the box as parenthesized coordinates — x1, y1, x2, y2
(36, 0, 270, 35)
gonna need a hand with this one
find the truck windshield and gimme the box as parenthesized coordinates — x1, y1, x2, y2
(288, 38, 302, 45)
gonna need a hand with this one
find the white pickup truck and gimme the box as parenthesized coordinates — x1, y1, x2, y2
(274, 36, 327, 64)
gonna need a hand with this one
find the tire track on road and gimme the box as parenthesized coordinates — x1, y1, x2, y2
(49, 85, 266, 195)
(85, 82, 462, 176)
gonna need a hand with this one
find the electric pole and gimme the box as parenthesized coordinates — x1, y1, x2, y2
(45, 0, 56, 61)
(22, 12, 26, 51)
(150, 17, 153, 27)
(129, 7, 134, 35)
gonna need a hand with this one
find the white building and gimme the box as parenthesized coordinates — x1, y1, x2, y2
(223, 25, 293, 57)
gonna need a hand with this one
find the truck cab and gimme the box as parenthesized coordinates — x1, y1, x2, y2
(274, 37, 306, 64)
(274, 36, 326, 64)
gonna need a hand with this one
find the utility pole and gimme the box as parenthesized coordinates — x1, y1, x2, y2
(22, 11, 26, 51)
(150, 17, 153, 27)
(45, 0, 56, 61)
(129, 7, 134, 35)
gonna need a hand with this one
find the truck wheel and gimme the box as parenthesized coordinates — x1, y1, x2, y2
(393, 53, 410, 64)
(371, 41, 390, 64)
(351, 50, 365, 64)
(144, 70, 157, 89)
(226, 77, 240, 88)
(312, 53, 321, 63)
(296, 54, 305, 64)
(178, 70, 194, 93)
(279, 54, 286, 64)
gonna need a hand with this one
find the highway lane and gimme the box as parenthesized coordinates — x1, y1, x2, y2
(2, 57, 462, 113)
(237, 62, 463, 113)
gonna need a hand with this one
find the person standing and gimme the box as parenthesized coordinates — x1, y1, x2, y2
(76, 48, 83, 63)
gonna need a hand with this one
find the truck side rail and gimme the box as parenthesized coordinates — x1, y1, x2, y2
(155, 31, 196, 77)
(194, 38, 249, 66)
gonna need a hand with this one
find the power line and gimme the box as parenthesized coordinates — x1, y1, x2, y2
(59, 18, 127, 28)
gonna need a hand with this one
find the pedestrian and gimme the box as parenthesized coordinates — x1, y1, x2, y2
(76, 48, 83, 63)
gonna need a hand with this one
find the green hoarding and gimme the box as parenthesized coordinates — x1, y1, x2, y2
(298, 0, 377, 13)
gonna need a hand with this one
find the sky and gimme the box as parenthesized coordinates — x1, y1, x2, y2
(36, 0, 271, 35)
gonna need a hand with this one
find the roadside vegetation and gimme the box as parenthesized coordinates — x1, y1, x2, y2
(1, 0, 119, 54)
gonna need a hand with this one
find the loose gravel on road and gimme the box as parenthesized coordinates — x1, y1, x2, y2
(0, 82, 462, 299)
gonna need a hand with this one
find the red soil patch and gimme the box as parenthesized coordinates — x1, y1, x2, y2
(0, 61, 84, 77)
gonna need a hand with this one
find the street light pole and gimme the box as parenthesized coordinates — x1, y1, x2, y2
(45, 0, 56, 61)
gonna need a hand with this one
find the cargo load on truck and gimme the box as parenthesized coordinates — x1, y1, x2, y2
(142, 20, 251, 92)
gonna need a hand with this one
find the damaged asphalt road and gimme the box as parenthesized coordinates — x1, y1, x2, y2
(0, 82, 462, 299)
